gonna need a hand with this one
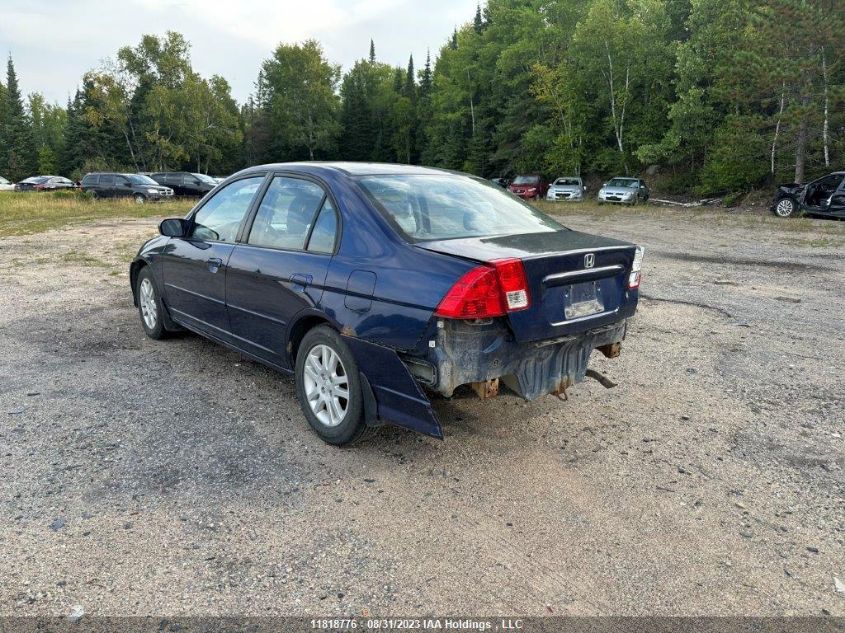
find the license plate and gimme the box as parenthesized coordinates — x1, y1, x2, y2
(564, 282, 604, 319)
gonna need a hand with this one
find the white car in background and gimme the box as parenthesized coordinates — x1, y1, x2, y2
(546, 176, 586, 201)
(0, 176, 15, 191)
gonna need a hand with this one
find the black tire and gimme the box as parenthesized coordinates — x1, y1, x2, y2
(772, 197, 798, 218)
(136, 267, 168, 340)
(134, 193, 146, 205)
(295, 326, 370, 445)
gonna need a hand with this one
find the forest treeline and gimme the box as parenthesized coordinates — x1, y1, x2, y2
(0, 0, 843, 195)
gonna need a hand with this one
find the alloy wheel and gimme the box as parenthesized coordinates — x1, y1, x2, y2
(139, 278, 158, 330)
(303, 344, 350, 427)
(775, 199, 795, 217)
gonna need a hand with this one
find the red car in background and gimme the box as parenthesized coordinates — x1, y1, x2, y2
(508, 174, 548, 200)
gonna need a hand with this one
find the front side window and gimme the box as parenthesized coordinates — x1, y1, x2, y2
(358, 174, 564, 242)
(247, 177, 325, 251)
(190, 176, 264, 242)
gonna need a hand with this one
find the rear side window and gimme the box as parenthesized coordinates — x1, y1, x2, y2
(100, 174, 115, 185)
(307, 200, 338, 254)
(247, 177, 325, 251)
(190, 176, 264, 242)
(81, 175, 98, 185)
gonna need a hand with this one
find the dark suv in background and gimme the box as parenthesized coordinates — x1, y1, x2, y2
(80, 173, 173, 203)
(149, 172, 218, 197)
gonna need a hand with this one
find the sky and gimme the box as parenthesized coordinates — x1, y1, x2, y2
(0, 0, 478, 105)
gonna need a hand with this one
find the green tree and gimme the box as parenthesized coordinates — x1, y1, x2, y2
(2, 55, 38, 180)
(261, 40, 340, 160)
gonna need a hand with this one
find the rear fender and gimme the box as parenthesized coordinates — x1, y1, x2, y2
(342, 335, 443, 439)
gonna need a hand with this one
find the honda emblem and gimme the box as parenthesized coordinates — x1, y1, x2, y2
(584, 253, 595, 269)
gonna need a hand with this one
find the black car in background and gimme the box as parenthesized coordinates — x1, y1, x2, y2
(149, 172, 218, 197)
(80, 173, 173, 203)
(16, 175, 77, 191)
(772, 171, 845, 219)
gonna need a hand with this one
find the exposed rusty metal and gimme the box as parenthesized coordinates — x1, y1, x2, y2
(553, 376, 573, 401)
(597, 342, 621, 358)
(470, 378, 499, 399)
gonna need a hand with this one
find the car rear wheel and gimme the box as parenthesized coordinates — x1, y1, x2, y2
(295, 326, 368, 446)
(134, 194, 146, 205)
(774, 197, 797, 217)
(136, 268, 167, 340)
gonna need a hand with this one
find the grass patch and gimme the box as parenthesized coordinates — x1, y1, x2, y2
(0, 191, 193, 237)
(61, 252, 113, 268)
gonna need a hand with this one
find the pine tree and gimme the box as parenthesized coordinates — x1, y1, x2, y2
(474, 4, 483, 34)
(2, 55, 37, 180)
(369, 39, 376, 64)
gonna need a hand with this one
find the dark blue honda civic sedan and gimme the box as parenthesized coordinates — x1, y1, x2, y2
(131, 162, 643, 445)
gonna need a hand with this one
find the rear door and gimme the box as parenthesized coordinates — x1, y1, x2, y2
(226, 175, 338, 366)
(161, 175, 266, 336)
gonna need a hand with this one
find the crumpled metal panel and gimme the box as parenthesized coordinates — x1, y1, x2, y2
(431, 318, 627, 400)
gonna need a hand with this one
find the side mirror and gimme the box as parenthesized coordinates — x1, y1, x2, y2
(159, 218, 188, 237)
(602, 182, 607, 187)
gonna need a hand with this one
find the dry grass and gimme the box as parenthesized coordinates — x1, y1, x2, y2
(0, 192, 193, 237)
(533, 199, 845, 236)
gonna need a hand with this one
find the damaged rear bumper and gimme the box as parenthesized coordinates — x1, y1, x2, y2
(343, 318, 628, 440)
(422, 318, 628, 400)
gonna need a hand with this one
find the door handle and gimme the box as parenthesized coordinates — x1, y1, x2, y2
(206, 257, 223, 273)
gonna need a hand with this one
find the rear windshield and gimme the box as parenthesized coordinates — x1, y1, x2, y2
(511, 175, 539, 185)
(554, 178, 581, 185)
(607, 178, 638, 188)
(357, 174, 565, 242)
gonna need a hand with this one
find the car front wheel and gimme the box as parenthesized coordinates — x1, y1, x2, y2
(773, 198, 797, 217)
(136, 268, 167, 339)
(134, 194, 146, 205)
(295, 326, 368, 446)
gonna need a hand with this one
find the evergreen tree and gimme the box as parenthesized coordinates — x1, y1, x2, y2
(2, 55, 38, 180)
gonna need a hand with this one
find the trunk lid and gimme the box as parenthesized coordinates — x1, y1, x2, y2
(417, 230, 638, 342)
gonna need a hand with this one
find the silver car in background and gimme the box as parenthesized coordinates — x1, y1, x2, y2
(546, 176, 586, 201)
(0, 176, 15, 192)
(597, 177, 650, 205)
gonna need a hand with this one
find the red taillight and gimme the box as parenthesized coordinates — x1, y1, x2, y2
(492, 258, 530, 311)
(434, 258, 530, 319)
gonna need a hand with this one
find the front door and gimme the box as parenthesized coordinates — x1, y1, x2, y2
(226, 176, 339, 366)
(161, 175, 265, 337)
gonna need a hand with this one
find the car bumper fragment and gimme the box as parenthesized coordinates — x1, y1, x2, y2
(429, 318, 627, 400)
(342, 335, 444, 439)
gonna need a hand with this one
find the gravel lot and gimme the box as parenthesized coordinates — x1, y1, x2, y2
(0, 207, 842, 617)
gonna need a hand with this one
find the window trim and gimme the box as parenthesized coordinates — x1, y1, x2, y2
(238, 171, 341, 256)
(184, 172, 270, 244)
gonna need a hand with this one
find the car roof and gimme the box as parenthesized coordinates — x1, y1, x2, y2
(238, 162, 455, 178)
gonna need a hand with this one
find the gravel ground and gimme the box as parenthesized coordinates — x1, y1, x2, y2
(0, 209, 842, 617)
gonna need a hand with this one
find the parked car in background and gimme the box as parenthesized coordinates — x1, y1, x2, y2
(771, 171, 845, 219)
(15, 175, 77, 192)
(212, 176, 226, 184)
(490, 177, 510, 189)
(546, 176, 586, 202)
(0, 176, 14, 191)
(131, 162, 643, 445)
(597, 177, 649, 205)
(80, 172, 173, 203)
(508, 174, 549, 200)
(149, 172, 217, 197)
